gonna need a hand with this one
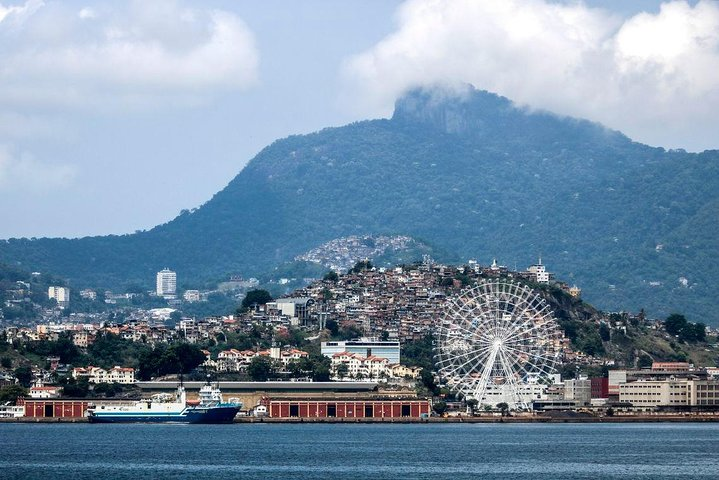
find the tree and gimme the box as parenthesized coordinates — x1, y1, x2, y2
(637, 353, 653, 368)
(137, 343, 206, 380)
(323, 271, 339, 282)
(168, 310, 183, 326)
(598, 323, 610, 342)
(496, 402, 510, 417)
(0, 384, 27, 404)
(248, 355, 275, 381)
(432, 401, 447, 415)
(287, 360, 304, 378)
(239, 290, 273, 313)
(692, 323, 707, 342)
(665, 314, 688, 336)
(61, 377, 89, 397)
(311, 357, 331, 382)
(325, 319, 339, 336)
(1, 356, 11, 368)
(92, 382, 122, 398)
(14, 365, 32, 387)
(665, 314, 707, 343)
(419, 368, 438, 395)
(172, 343, 207, 374)
(466, 398, 479, 415)
(350, 260, 373, 274)
(335, 363, 349, 379)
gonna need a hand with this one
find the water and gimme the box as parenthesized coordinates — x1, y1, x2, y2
(1, 423, 718, 479)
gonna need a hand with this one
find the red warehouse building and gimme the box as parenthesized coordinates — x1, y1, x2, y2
(268, 399, 431, 419)
(20, 398, 90, 418)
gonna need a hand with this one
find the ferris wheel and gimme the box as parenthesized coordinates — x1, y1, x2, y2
(435, 279, 564, 410)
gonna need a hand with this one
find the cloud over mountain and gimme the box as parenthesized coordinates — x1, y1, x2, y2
(344, 0, 719, 151)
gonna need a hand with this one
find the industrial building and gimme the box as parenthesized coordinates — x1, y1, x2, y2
(267, 399, 430, 419)
(20, 398, 91, 418)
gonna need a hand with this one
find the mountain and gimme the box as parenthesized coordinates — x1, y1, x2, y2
(1, 86, 718, 323)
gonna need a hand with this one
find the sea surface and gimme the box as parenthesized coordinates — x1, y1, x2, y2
(1, 422, 718, 479)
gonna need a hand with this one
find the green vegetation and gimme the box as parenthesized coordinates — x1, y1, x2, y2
(0, 262, 68, 320)
(350, 260, 373, 274)
(13, 365, 32, 387)
(239, 289, 273, 313)
(247, 355, 275, 381)
(137, 343, 207, 380)
(432, 401, 447, 415)
(323, 271, 339, 282)
(664, 313, 707, 343)
(0, 384, 27, 404)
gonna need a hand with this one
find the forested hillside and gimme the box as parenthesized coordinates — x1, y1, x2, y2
(1, 87, 717, 323)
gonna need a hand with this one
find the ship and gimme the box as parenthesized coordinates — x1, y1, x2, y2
(87, 378, 242, 423)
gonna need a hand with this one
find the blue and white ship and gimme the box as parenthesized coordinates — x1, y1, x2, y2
(87, 379, 242, 424)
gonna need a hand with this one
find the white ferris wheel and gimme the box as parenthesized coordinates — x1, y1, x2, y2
(436, 279, 564, 410)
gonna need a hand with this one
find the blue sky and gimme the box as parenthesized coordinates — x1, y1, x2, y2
(0, 0, 714, 238)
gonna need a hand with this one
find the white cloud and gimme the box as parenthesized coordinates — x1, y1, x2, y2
(0, 0, 260, 110)
(0, 144, 76, 192)
(343, 0, 719, 151)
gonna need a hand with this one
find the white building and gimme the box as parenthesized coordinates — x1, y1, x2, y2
(156, 268, 177, 299)
(79, 289, 97, 300)
(526, 258, 552, 284)
(183, 290, 200, 302)
(48, 286, 70, 308)
(29, 386, 60, 399)
(330, 351, 390, 380)
(214, 347, 310, 373)
(72, 366, 135, 384)
(0, 405, 25, 418)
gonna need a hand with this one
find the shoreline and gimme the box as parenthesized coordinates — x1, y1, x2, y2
(3, 415, 719, 424)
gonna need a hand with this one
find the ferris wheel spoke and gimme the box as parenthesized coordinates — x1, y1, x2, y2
(437, 345, 493, 377)
(497, 348, 526, 407)
(500, 294, 544, 338)
(503, 311, 553, 342)
(502, 343, 560, 370)
(444, 320, 485, 343)
(472, 344, 499, 401)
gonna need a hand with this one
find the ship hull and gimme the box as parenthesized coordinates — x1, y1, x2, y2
(88, 406, 240, 424)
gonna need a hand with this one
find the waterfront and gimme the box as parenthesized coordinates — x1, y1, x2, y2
(1, 423, 718, 479)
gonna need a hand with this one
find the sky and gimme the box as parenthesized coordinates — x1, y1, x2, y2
(0, 0, 716, 238)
